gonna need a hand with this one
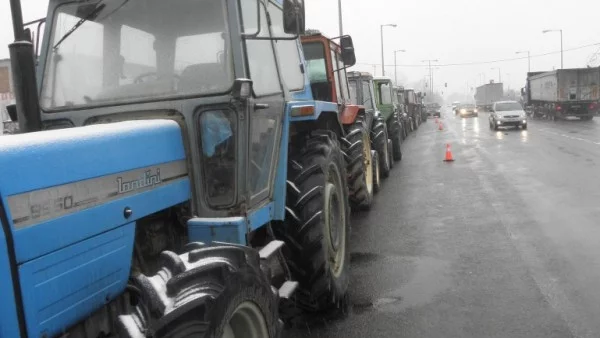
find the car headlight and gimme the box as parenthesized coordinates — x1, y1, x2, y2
(460, 109, 466, 113)
(474, 109, 478, 113)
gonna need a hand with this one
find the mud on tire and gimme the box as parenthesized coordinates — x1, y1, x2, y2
(276, 130, 351, 317)
(343, 119, 374, 210)
(118, 244, 280, 338)
(371, 115, 391, 178)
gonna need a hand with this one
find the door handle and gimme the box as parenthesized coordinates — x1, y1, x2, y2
(254, 103, 269, 110)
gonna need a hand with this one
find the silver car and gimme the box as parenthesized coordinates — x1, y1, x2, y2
(489, 101, 528, 130)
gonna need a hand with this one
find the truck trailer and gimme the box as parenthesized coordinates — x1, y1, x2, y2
(523, 68, 600, 120)
(475, 82, 503, 111)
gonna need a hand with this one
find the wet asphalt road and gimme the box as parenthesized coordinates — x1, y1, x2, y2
(285, 109, 600, 338)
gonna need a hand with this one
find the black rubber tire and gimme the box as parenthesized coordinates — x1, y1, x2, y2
(343, 120, 374, 210)
(494, 123, 499, 131)
(371, 115, 391, 178)
(387, 139, 394, 169)
(372, 150, 381, 194)
(521, 124, 528, 130)
(278, 130, 351, 315)
(389, 113, 403, 161)
(581, 116, 593, 121)
(118, 244, 280, 338)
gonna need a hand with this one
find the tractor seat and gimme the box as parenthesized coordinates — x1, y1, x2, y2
(178, 63, 230, 94)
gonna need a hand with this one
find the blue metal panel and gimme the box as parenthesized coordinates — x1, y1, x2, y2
(0, 227, 20, 338)
(12, 178, 190, 263)
(248, 202, 275, 229)
(0, 120, 186, 197)
(188, 217, 246, 244)
(19, 223, 135, 338)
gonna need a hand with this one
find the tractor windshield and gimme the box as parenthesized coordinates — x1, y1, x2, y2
(40, 0, 233, 110)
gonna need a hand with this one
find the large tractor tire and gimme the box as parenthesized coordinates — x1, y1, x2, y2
(343, 120, 374, 210)
(371, 115, 391, 178)
(118, 244, 280, 338)
(389, 112, 403, 161)
(277, 130, 351, 316)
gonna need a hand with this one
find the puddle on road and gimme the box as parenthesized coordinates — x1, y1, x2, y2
(352, 257, 451, 314)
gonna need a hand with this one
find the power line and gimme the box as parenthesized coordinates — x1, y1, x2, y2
(356, 42, 600, 68)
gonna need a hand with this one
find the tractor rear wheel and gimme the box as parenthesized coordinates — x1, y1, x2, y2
(278, 130, 351, 316)
(371, 115, 391, 178)
(343, 120, 374, 210)
(389, 113, 403, 161)
(118, 244, 280, 338)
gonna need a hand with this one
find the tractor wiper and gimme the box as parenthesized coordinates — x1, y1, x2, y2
(53, 2, 106, 50)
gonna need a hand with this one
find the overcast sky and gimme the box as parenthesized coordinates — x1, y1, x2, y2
(1, 0, 600, 98)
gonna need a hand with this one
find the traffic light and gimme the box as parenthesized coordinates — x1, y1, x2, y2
(445, 82, 448, 88)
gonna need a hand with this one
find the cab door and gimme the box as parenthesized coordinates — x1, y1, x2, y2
(242, 0, 286, 205)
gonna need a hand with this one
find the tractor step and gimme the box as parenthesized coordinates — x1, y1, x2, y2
(278, 281, 298, 299)
(259, 240, 285, 259)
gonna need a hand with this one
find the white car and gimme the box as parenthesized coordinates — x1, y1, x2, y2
(489, 101, 528, 130)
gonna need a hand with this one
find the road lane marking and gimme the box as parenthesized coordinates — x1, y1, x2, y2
(539, 128, 600, 146)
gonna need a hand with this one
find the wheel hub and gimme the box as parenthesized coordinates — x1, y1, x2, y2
(222, 301, 269, 338)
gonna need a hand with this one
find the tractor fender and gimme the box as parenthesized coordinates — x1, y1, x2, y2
(316, 111, 344, 139)
(340, 104, 364, 125)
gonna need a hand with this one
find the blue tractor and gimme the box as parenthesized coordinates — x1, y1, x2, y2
(1, 0, 352, 336)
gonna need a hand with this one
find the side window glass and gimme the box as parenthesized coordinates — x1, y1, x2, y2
(361, 81, 374, 110)
(245, 3, 280, 95)
(380, 83, 392, 104)
(199, 110, 237, 206)
(267, 2, 304, 91)
(331, 50, 342, 103)
(337, 57, 350, 103)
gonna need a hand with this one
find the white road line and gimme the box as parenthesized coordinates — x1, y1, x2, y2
(538, 128, 600, 146)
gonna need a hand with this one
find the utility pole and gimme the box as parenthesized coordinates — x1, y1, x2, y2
(394, 49, 406, 84)
(380, 24, 397, 76)
(338, 0, 343, 36)
(421, 59, 438, 95)
(543, 29, 564, 69)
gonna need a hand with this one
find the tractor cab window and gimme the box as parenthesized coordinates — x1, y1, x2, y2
(379, 82, 392, 105)
(41, 0, 233, 110)
(303, 42, 331, 101)
(199, 110, 236, 206)
(361, 80, 374, 110)
(348, 80, 358, 104)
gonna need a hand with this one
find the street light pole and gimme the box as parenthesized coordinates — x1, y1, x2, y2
(516, 50, 531, 72)
(421, 59, 439, 95)
(380, 24, 397, 76)
(394, 49, 406, 84)
(543, 29, 564, 69)
(338, 0, 343, 36)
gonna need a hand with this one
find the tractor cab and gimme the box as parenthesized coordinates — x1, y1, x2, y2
(13, 0, 307, 221)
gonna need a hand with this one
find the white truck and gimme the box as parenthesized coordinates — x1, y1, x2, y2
(522, 68, 600, 120)
(475, 82, 503, 111)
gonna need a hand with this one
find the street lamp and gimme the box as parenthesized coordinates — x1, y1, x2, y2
(543, 29, 563, 68)
(516, 50, 531, 72)
(490, 67, 501, 82)
(394, 49, 406, 84)
(338, 0, 343, 36)
(380, 24, 397, 76)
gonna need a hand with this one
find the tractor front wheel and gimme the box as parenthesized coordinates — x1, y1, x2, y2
(371, 115, 391, 178)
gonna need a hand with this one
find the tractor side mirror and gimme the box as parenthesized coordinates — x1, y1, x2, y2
(6, 104, 18, 121)
(339, 35, 356, 67)
(283, 0, 305, 35)
(232, 78, 253, 100)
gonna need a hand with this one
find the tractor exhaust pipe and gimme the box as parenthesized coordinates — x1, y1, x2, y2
(8, 0, 42, 133)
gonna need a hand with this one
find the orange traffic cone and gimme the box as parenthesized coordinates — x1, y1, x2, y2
(438, 122, 444, 131)
(444, 143, 454, 162)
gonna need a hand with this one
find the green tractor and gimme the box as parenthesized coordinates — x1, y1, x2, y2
(373, 77, 404, 161)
